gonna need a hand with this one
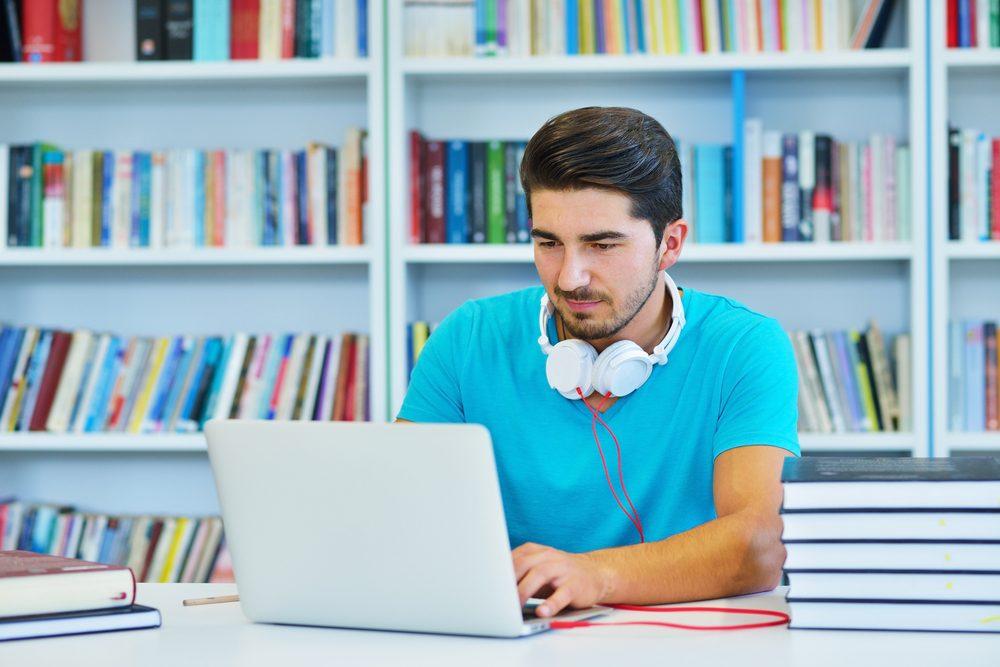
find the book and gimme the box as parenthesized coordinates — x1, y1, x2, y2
(785, 571, 1000, 602)
(0, 604, 160, 642)
(782, 511, 1000, 542)
(782, 457, 1000, 510)
(787, 599, 1000, 633)
(784, 541, 1000, 571)
(0, 551, 135, 618)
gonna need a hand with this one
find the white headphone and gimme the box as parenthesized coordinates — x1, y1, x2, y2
(537, 271, 686, 400)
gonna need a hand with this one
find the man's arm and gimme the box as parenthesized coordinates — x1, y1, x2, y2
(513, 445, 791, 617)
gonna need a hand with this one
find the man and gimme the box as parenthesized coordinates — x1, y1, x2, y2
(398, 107, 799, 619)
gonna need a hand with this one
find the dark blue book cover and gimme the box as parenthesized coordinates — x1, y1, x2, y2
(325, 147, 338, 245)
(780, 133, 800, 242)
(295, 150, 309, 245)
(0, 604, 161, 642)
(594, 0, 606, 53)
(782, 457, 1000, 484)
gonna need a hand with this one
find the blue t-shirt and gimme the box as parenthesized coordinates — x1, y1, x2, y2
(398, 285, 800, 553)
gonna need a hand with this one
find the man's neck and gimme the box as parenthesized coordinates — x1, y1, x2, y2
(556, 276, 680, 355)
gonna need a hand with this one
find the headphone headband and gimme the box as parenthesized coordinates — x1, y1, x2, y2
(538, 270, 686, 365)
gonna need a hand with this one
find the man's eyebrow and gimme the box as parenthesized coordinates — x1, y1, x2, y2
(529, 229, 630, 242)
(579, 230, 628, 243)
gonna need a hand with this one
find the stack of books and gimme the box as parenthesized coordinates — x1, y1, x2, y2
(781, 456, 1000, 633)
(0, 550, 160, 642)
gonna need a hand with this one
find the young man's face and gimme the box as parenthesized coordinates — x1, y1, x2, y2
(531, 188, 666, 341)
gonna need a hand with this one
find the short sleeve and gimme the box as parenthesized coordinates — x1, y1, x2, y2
(712, 318, 800, 458)
(396, 302, 476, 423)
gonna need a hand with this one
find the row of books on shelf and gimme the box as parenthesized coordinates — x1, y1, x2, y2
(1, 133, 367, 250)
(408, 128, 911, 246)
(738, 124, 910, 244)
(403, 0, 898, 58)
(0, 0, 368, 64)
(791, 323, 909, 435)
(780, 456, 1000, 633)
(409, 133, 529, 244)
(946, 0, 1000, 49)
(947, 128, 1000, 243)
(949, 320, 1000, 433)
(0, 326, 371, 435)
(0, 500, 233, 584)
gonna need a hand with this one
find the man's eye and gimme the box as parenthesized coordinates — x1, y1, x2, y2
(594, 243, 616, 250)
(537, 241, 557, 248)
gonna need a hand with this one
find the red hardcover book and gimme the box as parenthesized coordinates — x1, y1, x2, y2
(21, 0, 57, 62)
(341, 335, 357, 421)
(992, 139, 1000, 240)
(0, 550, 136, 618)
(331, 334, 354, 421)
(424, 141, 446, 244)
(280, 0, 295, 58)
(139, 520, 164, 583)
(969, 0, 978, 47)
(29, 331, 72, 431)
(55, 0, 82, 61)
(947, 0, 958, 47)
(409, 131, 425, 244)
(230, 0, 260, 59)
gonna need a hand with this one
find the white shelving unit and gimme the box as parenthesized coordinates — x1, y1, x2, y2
(930, 5, 1000, 457)
(387, 0, 927, 457)
(0, 11, 385, 515)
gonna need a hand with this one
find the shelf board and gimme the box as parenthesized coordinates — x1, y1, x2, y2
(799, 433, 916, 452)
(403, 242, 913, 264)
(0, 433, 206, 452)
(941, 432, 1000, 452)
(0, 58, 370, 85)
(403, 50, 913, 78)
(945, 242, 1000, 260)
(0, 246, 373, 267)
(944, 48, 1000, 69)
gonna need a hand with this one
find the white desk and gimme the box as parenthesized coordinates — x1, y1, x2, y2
(1, 585, 997, 666)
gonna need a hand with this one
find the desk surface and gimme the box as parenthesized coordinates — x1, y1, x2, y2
(1, 584, 997, 667)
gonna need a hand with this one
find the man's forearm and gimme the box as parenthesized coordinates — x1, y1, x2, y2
(586, 509, 785, 606)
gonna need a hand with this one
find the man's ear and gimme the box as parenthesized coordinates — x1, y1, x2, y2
(658, 219, 688, 271)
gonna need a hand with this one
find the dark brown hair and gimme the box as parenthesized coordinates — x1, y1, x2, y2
(519, 106, 683, 246)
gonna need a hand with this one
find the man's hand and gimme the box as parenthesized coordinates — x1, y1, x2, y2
(511, 542, 615, 617)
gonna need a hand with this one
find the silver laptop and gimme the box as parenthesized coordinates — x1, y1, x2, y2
(204, 420, 608, 637)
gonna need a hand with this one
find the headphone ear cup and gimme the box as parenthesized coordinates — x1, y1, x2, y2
(592, 340, 654, 398)
(545, 339, 598, 400)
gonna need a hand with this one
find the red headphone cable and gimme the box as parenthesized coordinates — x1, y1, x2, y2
(550, 604, 790, 631)
(576, 388, 645, 544)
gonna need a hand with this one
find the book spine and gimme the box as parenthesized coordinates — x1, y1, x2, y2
(445, 141, 469, 244)
(469, 142, 487, 243)
(424, 141, 446, 244)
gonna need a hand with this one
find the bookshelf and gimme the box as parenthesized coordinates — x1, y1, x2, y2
(931, 1, 1000, 457)
(387, 0, 928, 457)
(0, 8, 385, 517)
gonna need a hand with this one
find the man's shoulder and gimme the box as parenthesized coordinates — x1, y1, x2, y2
(686, 288, 783, 343)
